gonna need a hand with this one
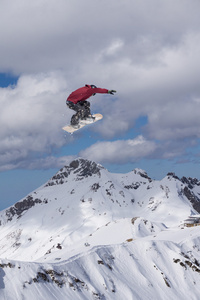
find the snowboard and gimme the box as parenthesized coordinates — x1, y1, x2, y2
(62, 113, 103, 133)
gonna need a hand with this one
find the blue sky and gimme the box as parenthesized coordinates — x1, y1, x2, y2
(1, 0, 200, 210)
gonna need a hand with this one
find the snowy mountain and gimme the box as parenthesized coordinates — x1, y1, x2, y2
(0, 158, 200, 299)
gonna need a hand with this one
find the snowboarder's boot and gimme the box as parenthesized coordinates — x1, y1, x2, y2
(82, 114, 95, 122)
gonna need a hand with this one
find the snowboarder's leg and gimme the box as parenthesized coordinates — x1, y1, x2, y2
(82, 101, 91, 117)
(71, 114, 80, 126)
(67, 101, 81, 126)
(80, 101, 95, 121)
(66, 101, 94, 126)
(72, 101, 93, 122)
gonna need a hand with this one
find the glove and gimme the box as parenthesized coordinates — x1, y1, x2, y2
(108, 90, 116, 95)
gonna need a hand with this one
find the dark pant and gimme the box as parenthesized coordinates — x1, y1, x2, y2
(67, 101, 91, 125)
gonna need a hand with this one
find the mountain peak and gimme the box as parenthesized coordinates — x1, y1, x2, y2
(167, 172, 180, 180)
(45, 158, 105, 186)
(133, 168, 152, 181)
(1, 159, 200, 299)
(69, 158, 104, 176)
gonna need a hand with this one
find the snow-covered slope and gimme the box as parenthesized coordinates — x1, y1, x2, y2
(0, 158, 200, 299)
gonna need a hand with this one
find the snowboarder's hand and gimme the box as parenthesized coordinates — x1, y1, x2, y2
(108, 90, 116, 95)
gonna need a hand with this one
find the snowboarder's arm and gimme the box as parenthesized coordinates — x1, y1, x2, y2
(92, 88, 116, 95)
(92, 87, 109, 94)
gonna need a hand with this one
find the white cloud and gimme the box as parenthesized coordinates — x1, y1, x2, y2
(1, 1, 200, 170)
(89, 32, 200, 141)
(0, 0, 200, 75)
(21, 155, 77, 170)
(79, 136, 157, 164)
(0, 72, 74, 171)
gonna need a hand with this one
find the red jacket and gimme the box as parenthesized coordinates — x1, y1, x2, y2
(67, 85, 108, 104)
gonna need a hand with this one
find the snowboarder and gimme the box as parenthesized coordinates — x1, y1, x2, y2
(66, 84, 116, 128)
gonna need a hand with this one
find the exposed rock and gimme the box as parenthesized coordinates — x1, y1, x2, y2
(45, 158, 104, 186)
(133, 168, 152, 182)
(182, 187, 200, 213)
(167, 172, 180, 180)
(181, 176, 200, 189)
(5, 196, 42, 222)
